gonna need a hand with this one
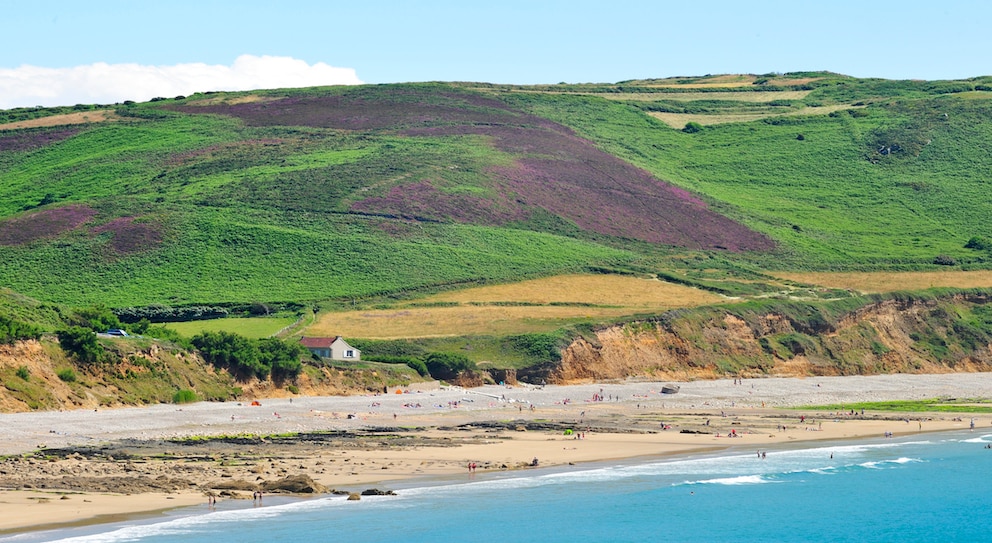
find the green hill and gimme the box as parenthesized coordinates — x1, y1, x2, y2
(1, 73, 991, 311)
(5, 73, 992, 407)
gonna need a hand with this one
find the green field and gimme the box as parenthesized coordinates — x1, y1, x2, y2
(164, 316, 297, 339)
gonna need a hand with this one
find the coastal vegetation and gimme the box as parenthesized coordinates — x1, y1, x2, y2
(805, 399, 992, 413)
(3, 73, 992, 409)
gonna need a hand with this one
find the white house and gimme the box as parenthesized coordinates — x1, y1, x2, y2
(300, 336, 360, 361)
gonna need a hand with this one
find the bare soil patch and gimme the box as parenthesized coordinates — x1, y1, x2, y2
(0, 110, 117, 130)
(649, 105, 858, 128)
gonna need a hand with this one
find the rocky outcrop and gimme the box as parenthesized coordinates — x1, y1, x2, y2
(361, 488, 397, 496)
(261, 474, 327, 494)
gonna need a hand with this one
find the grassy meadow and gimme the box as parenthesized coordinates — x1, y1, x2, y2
(774, 270, 992, 293)
(424, 273, 725, 306)
(164, 315, 297, 339)
(306, 273, 726, 338)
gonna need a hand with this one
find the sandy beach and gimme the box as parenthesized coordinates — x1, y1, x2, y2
(2, 373, 992, 534)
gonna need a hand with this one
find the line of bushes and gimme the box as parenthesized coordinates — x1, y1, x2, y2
(114, 305, 229, 323)
(191, 331, 306, 381)
(114, 301, 308, 324)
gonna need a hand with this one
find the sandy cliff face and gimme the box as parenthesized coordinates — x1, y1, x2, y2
(0, 340, 423, 413)
(553, 297, 992, 384)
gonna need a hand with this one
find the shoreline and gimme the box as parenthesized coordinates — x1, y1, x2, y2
(2, 373, 991, 534)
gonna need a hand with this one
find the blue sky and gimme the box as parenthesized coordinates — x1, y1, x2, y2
(2, 0, 991, 108)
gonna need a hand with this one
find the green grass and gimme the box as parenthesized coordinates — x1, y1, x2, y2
(0, 288, 64, 331)
(3, 77, 992, 315)
(510, 87, 992, 270)
(802, 399, 992, 413)
(0, 94, 633, 307)
(165, 316, 297, 339)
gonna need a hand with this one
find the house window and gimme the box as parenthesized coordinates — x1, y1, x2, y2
(346, 350, 355, 358)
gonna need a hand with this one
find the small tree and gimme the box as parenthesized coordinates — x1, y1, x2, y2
(58, 326, 104, 363)
(425, 352, 476, 381)
(682, 121, 703, 134)
(70, 305, 122, 332)
(258, 337, 305, 380)
(965, 236, 992, 251)
(192, 331, 267, 379)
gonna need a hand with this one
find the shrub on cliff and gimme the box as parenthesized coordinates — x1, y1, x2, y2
(258, 337, 306, 380)
(69, 305, 122, 333)
(192, 331, 305, 381)
(0, 316, 42, 344)
(58, 326, 105, 364)
(192, 331, 267, 379)
(425, 352, 476, 381)
(172, 389, 198, 403)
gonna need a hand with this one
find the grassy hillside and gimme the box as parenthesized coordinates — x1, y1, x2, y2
(1, 74, 991, 314)
(508, 74, 992, 269)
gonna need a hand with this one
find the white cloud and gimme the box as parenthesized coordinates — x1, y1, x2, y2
(0, 55, 363, 109)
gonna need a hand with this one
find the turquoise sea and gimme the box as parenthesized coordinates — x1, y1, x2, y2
(8, 430, 991, 543)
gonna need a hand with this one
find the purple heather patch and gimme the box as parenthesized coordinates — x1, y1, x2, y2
(0, 127, 82, 152)
(405, 124, 771, 251)
(170, 92, 522, 131)
(0, 205, 98, 246)
(165, 139, 286, 166)
(350, 181, 528, 225)
(172, 88, 774, 251)
(92, 216, 165, 254)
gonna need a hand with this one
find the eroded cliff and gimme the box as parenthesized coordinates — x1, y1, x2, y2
(553, 293, 992, 383)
